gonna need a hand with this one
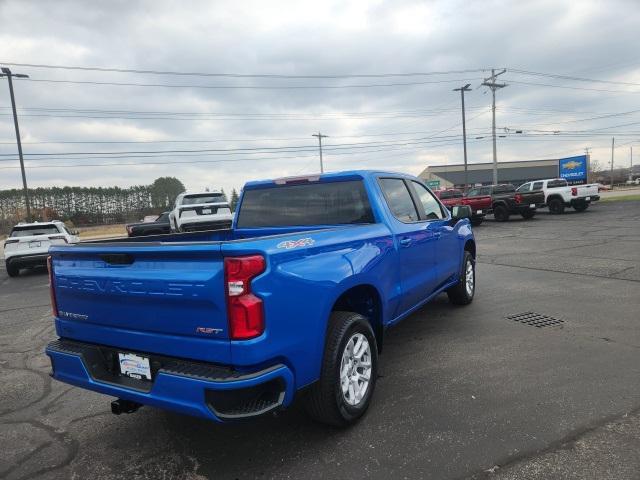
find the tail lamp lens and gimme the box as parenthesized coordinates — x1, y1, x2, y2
(514, 193, 523, 204)
(571, 187, 578, 196)
(47, 256, 59, 317)
(224, 255, 265, 340)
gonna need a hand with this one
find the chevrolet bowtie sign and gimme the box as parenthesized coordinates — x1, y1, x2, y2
(559, 155, 588, 185)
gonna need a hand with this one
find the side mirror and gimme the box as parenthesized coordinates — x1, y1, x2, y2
(451, 205, 472, 221)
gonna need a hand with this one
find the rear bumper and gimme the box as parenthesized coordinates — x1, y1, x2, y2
(45, 339, 295, 422)
(570, 195, 600, 205)
(510, 204, 538, 214)
(5, 252, 49, 268)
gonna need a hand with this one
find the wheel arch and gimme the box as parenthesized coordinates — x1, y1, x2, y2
(331, 284, 384, 354)
(464, 239, 476, 259)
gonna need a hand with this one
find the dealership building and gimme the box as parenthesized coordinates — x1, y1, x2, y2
(418, 156, 589, 189)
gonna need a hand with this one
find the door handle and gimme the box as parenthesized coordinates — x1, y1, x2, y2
(399, 237, 412, 247)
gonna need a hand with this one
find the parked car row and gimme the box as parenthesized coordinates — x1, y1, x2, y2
(434, 177, 600, 223)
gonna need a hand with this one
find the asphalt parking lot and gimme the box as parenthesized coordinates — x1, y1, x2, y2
(1, 201, 639, 480)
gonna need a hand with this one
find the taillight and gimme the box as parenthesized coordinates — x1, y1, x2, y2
(3, 238, 19, 248)
(571, 187, 577, 196)
(514, 193, 523, 204)
(47, 256, 59, 317)
(224, 255, 265, 340)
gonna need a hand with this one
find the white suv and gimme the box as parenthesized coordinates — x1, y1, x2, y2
(3, 221, 79, 277)
(169, 191, 233, 232)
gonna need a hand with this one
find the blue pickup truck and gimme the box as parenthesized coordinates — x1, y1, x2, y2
(45, 170, 476, 426)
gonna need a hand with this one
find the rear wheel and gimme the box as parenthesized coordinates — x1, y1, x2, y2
(304, 311, 378, 427)
(470, 216, 483, 226)
(5, 261, 19, 277)
(493, 205, 510, 222)
(521, 209, 536, 219)
(447, 251, 475, 305)
(573, 202, 589, 212)
(548, 198, 565, 214)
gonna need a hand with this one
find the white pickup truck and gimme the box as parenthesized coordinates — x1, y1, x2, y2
(169, 191, 234, 232)
(516, 178, 600, 214)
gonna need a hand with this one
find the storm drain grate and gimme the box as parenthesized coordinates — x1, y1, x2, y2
(506, 312, 564, 328)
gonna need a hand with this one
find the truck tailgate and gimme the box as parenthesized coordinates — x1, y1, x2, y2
(50, 243, 230, 362)
(577, 184, 599, 197)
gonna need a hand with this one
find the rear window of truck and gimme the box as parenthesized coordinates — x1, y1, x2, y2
(439, 190, 463, 199)
(237, 180, 374, 227)
(547, 180, 568, 188)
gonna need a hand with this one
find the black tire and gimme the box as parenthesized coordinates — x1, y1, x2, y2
(521, 209, 536, 219)
(548, 198, 565, 214)
(493, 205, 510, 222)
(304, 311, 378, 427)
(6, 261, 19, 277)
(447, 251, 475, 305)
(470, 216, 483, 226)
(573, 202, 589, 212)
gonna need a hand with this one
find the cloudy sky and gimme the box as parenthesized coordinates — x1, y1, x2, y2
(1, 0, 639, 194)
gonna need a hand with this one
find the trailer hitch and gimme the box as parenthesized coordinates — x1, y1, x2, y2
(111, 399, 142, 415)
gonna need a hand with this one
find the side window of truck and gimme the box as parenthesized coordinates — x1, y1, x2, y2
(532, 181, 544, 190)
(517, 183, 531, 192)
(480, 187, 491, 195)
(466, 188, 479, 197)
(410, 181, 445, 220)
(379, 178, 420, 222)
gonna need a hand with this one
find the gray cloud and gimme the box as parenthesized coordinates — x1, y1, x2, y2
(1, 0, 639, 194)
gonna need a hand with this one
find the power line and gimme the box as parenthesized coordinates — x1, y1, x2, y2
(0, 61, 491, 79)
(509, 68, 640, 87)
(19, 76, 486, 90)
(0, 137, 491, 170)
(505, 79, 640, 94)
(0, 134, 492, 162)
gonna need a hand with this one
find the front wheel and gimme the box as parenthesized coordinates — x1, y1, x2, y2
(447, 251, 475, 305)
(304, 311, 378, 427)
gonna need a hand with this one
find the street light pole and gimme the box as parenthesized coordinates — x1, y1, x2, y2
(453, 83, 472, 190)
(1, 67, 31, 221)
(312, 132, 328, 173)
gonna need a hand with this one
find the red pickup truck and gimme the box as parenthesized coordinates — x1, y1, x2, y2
(435, 189, 485, 226)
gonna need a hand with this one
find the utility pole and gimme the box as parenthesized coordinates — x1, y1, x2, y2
(610, 137, 615, 190)
(630, 146, 633, 182)
(1, 67, 31, 221)
(481, 69, 507, 184)
(312, 132, 328, 173)
(453, 83, 472, 190)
